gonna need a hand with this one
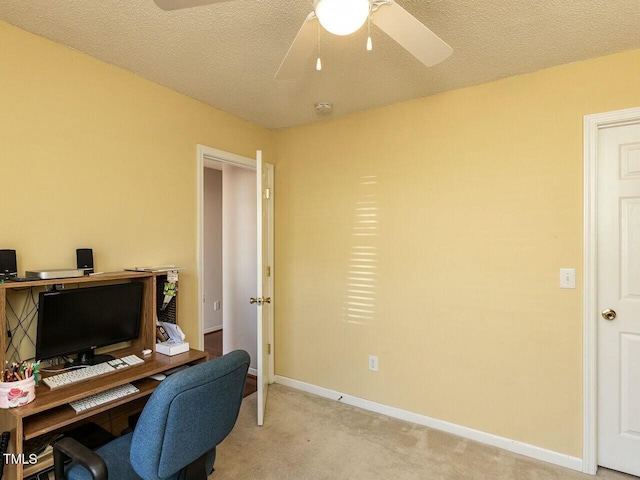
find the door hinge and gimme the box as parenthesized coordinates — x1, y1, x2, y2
(265, 188, 272, 200)
(266, 266, 271, 277)
(268, 343, 271, 355)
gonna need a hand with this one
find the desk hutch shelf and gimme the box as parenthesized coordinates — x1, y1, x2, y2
(0, 271, 207, 480)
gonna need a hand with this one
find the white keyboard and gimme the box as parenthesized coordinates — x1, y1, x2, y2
(108, 354, 145, 369)
(68, 383, 140, 413)
(43, 355, 144, 389)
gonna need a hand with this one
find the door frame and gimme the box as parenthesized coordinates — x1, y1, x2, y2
(196, 145, 275, 383)
(583, 106, 640, 475)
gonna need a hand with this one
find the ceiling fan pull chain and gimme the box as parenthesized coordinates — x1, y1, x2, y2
(316, 21, 322, 71)
(367, 9, 373, 51)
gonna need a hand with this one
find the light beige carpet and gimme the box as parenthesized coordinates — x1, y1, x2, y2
(213, 384, 636, 480)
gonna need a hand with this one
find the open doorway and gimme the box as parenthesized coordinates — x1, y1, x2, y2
(197, 145, 274, 423)
(202, 159, 258, 397)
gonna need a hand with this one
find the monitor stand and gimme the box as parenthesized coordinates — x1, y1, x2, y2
(67, 350, 115, 367)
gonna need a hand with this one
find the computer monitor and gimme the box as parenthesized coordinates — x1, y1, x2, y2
(36, 282, 143, 365)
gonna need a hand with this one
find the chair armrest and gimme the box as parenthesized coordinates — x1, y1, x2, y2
(53, 437, 107, 480)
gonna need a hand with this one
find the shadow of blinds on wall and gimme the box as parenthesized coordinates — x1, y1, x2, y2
(342, 175, 379, 325)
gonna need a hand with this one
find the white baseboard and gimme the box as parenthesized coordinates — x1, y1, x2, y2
(204, 325, 222, 334)
(274, 375, 583, 473)
(249, 367, 257, 377)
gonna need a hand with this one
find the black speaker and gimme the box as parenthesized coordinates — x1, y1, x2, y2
(0, 250, 17, 277)
(76, 248, 94, 274)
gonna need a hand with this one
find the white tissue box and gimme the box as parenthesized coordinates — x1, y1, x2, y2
(156, 341, 190, 356)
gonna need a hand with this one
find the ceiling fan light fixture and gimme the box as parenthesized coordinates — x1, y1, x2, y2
(314, 0, 370, 36)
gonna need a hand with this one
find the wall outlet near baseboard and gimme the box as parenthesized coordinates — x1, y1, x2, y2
(213, 301, 220, 311)
(368, 355, 378, 372)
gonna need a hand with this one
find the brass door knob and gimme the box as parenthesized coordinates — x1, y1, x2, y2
(601, 308, 617, 321)
(249, 297, 271, 305)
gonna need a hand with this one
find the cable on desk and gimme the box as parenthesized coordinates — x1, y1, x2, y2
(5, 287, 38, 363)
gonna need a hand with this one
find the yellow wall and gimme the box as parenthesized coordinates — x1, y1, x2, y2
(273, 48, 640, 457)
(6, 15, 640, 460)
(0, 21, 272, 346)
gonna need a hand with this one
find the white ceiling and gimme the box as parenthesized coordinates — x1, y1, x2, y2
(2, 0, 640, 129)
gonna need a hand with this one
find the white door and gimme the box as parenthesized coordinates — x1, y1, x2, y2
(255, 151, 274, 426)
(597, 121, 640, 476)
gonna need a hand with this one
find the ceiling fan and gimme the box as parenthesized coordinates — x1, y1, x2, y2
(152, 0, 453, 79)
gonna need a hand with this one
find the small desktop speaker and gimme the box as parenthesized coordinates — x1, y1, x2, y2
(76, 248, 94, 274)
(0, 250, 17, 277)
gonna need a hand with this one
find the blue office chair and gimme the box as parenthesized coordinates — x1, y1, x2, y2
(53, 350, 250, 480)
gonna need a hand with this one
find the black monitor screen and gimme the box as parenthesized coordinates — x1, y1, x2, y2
(36, 282, 143, 362)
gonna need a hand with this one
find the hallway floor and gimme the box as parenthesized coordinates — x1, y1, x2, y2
(204, 330, 257, 397)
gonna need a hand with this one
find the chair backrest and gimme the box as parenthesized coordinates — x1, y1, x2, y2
(129, 350, 250, 480)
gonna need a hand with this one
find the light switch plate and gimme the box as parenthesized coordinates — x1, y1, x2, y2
(560, 268, 576, 289)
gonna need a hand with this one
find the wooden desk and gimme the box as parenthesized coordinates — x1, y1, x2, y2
(0, 347, 208, 480)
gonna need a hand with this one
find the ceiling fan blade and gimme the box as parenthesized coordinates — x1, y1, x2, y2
(153, 0, 233, 11)
(275, 13, 318, 79)
(372, 1, 452, 67)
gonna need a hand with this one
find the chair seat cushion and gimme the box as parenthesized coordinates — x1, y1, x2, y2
(65, 433, 149, 480)
(64, 432, 214, 480)
(65, 431, 206, 480)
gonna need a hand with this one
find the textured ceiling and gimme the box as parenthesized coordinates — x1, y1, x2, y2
(2, 0, 640, 129)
